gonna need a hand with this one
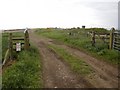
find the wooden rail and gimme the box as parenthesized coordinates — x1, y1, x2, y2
(3, 29, 25, 33)
(12, 38, 24, 40)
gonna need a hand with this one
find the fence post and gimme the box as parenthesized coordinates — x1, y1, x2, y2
(91, 31, 95, 46)
(24, 30, 29, 50)
(109, 28, 115, 49)
(9, 33, 13, 60)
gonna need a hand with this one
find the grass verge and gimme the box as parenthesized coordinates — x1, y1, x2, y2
(48, 44, 93, 75)
(2, 45, 43, 88)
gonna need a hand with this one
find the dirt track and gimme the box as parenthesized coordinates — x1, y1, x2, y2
(30, 31, 118, 88)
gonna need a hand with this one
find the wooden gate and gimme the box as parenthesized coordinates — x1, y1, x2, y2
(88, 28, 120, 51)
(2, 29, 30, 66)
(113, 31, 120, 51)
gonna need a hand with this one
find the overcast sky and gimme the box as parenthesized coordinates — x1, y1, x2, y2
(0, 0, 119, 30)
(118, 1, 120, 30)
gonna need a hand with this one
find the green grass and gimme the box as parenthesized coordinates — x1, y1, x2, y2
(2, 45, 43, 88)
(35, 29, 119, 65)
(48, 44, 93, 75)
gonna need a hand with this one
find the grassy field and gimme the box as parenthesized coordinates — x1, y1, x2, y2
(35, 28, 119, 65)
(2, 45, 43, 88)
(48, 44, 93, 75)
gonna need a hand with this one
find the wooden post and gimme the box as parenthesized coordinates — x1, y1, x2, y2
(24, 30, 29, 50)
(109, 28, 115, 49)
(3, 49, 10, 66)
(9, 33, 13, 60)
(91, 31, 95, 46)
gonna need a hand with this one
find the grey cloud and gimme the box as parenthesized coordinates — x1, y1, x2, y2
(83, 2, 117, 11)
(75, 2, 118, 29)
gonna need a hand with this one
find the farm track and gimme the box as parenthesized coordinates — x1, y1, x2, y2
(29, 32, 93, 88)
(30, 31, 118, 88)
